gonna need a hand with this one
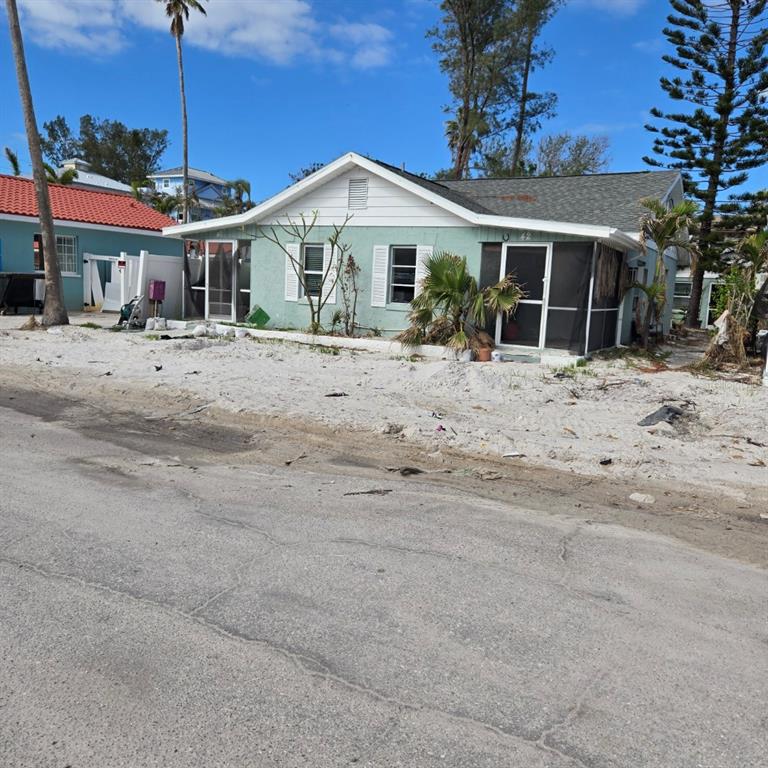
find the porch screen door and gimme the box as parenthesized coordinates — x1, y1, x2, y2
(497, 243, 551, 348)
(205, 241, 236, 320)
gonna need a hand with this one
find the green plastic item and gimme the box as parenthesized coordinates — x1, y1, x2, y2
(245, 305, 270, 328)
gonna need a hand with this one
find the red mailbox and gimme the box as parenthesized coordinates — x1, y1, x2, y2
(148, 279, 166, 302)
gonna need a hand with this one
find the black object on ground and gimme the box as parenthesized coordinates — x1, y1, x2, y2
(638, 405, 684, 427)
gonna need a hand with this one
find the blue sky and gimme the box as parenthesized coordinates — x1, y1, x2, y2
(2, 0, 766, 200)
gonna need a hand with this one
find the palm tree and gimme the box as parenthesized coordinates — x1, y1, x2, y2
(227, 178, 252, 212)
(635, 197, 698, 348)
(4, 147, 21, 175)
(43, 163, 78, 185)
(704, 230, 768, 367)
(130, 179, 153, 201)
(5, 0, 68, 325)
(158, 0, 207, 224)
(397, 251, 523, 350)
(152, 194, 181, 216)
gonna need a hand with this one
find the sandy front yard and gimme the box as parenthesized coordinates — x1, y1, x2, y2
(1, 320, 766, 507)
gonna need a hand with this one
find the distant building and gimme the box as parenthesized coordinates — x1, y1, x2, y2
(59, 158, 133, 195)
(147, 166, 234, 223)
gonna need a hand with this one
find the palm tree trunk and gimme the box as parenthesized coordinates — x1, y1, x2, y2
(175, 34, 189, 224)
(5, 0, 68, 326)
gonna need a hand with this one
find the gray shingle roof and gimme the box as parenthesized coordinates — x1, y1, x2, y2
(369, 159, 496, 215)
(438, 171, 681, 231)
(148, 167, 229, 186)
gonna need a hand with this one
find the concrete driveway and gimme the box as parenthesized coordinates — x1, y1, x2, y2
(1, 398, 766, 767)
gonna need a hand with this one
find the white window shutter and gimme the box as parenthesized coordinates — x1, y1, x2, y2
(415, 245, 433, 295)
(371, 245, 389, 307)
(322, 243, 337, 305)
(284, 243, 300, 301)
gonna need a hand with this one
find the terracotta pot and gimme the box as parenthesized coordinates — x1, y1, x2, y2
(475, 347, 492, 362)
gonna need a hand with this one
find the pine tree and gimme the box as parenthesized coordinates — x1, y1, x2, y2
(429, 0, 560, 179)
(644, 0, 768, 327)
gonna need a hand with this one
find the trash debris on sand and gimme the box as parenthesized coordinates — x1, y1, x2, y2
(630, 492, 656, 505)
(325, 392, 349, 398)
(386, 466, 424, 476)
(285, 451, 308, 466)
(638, 405, 684, 427)
(18, 316, 40, 331)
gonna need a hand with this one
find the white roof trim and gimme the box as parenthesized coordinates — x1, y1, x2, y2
(0, 211, 181, 238)
(162, 151, 640, 249)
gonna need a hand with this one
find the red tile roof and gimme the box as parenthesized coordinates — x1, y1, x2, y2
(0, 174, 176, 232)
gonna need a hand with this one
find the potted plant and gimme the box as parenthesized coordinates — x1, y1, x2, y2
(396, 251, 523, 359)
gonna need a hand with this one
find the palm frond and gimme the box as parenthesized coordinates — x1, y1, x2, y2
(4, 147, 20, 176)
(445, 329, 470, 351)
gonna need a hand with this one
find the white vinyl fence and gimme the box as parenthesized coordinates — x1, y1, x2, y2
(84, 250, 183, 319)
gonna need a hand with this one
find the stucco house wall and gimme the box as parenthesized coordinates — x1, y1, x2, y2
(0, 218, 183, 311)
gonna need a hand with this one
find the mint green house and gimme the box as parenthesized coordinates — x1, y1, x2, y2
(163, 153, 683, 355)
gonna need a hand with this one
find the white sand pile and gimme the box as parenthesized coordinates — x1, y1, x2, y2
(0, 325, 765, 499)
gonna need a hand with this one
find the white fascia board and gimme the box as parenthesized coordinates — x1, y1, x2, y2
(477, 213, 639, 251)
(0, 212, 179, 238)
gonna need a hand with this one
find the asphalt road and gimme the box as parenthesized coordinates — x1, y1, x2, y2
(1, 400, 766, 768)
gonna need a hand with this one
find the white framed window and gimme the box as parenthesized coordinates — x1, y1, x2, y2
(33, 233, 78, 274)
(300, 243, 324, 298)
(390, 246, 417, 303)
(163, 178, 170, 188)
(56, 235, 77, 274)
(674, 282, 692, 298)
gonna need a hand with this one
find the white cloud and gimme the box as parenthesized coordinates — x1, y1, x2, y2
(16, 0, 394, 69)
(574, 121, 638, 133)
(570, 0, 645, 15)
(122, 0, 317, 65)
(17, 0, 126, 55)
(329, 22, 393, 69)
(632, 38, 663, 54)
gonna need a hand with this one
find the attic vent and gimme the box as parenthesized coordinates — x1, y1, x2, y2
(348, 178, 368, 210)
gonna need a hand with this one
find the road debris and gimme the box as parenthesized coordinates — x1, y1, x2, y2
(630, 492, 656, 505)
(343, 489, 393, 496)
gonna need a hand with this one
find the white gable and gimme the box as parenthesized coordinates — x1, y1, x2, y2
(267, 168, 469, 228)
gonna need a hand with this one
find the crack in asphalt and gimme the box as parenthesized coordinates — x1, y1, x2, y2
(534, 670, 607, 768)
(1, 555, 593, 767)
